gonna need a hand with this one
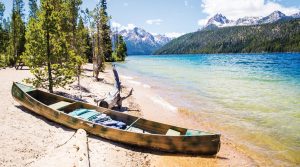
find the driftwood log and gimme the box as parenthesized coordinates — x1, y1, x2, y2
(97, 65, 133, 109)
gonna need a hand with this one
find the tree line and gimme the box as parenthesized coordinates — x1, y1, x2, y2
(0, 0, 127, 93)
(155, 19, 300, 54)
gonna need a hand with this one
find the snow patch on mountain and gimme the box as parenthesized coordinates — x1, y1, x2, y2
(207, 14, 232, 27)
(291, 12, 300, 18)
(258, 11, 286, 24)
(114, 27, 173, 55)
(202, 10, 299, 29)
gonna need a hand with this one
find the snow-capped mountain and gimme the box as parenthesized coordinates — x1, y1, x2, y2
(115, 27, 173, 55)
(291, 12, 300, 18)
(203, 10, 299, 29)
(206, 14, 232, 27)
(154, 34, 172, 45)
(235, 16, 261, 26)
(258, 11, 286, 24)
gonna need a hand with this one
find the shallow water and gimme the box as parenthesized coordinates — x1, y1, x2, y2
(115, 53, 300, 166)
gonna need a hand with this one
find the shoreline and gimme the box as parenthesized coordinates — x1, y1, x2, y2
(0, 64, 256, 166)
(117, 66, 259, 166)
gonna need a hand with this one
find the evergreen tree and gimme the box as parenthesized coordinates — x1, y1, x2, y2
(65, 0, 82, 49)
(28, 0, 38, 19)
(93, 3, 105, 80)
(13, 0, 25, 19)
(0, 1, 7, 67)
(74, 17, 88, 87)
(7, 0, 25, 66)
(76, 17, 89, 60)
(85, 29, 93, 63)
(112, 34, 127, 61)
(99, 0, 112, 61)
(0, 1, 4, 23)
(80, 8, 94, 63)
(22, 0, 83, 92)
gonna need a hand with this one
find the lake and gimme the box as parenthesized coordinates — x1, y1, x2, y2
(115, 53, 300, 166)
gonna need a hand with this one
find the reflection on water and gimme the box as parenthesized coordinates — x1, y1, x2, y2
(116, 53, 300, 166)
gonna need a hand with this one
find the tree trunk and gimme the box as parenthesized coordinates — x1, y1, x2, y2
(46, 3, 53, 93)
(95, 21, 103, 81)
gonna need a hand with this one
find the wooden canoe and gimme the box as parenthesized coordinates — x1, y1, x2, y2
(11, 82, 221, 155)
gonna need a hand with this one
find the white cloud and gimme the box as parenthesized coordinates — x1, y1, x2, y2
(111, 21, 136, 30)
(197, 19, 208, 26)
(184, 0, 188, 7)
(198, 0, 300, 26)
(164, 32, 184, 38)
(111, 21, 183, 38)
(111, 21, 122, 28)
(146, 19, 163, 25)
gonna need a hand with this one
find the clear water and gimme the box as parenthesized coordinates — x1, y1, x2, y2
(115, 53, 300, 165)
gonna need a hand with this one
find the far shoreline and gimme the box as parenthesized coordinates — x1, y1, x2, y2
(150, 52, 300, 56)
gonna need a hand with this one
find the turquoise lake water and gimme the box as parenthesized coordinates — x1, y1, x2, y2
(115, 53, 300, 165)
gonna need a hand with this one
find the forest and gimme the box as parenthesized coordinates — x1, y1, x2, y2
(155, 19, 300, 54)
(0, 0, 127, 92)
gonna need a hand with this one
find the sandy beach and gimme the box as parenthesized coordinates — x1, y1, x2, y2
(0, 64, 257, 167)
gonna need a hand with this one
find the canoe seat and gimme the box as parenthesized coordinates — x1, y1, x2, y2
(166, 129, 181, 136)
(48, 101, 72, 110)
(185, 130, 207, 136)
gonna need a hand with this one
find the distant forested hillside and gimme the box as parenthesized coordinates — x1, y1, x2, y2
(154, 19, 300, 54)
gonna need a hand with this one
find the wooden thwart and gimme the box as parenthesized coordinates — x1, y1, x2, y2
(48, 101, 72, 110)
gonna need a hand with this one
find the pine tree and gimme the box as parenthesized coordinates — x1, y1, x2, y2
(13, 0, 25, 19)
(0, 1, 4, 23)
(28, 0, 38, 19)
(93, 3, 105, 80)
(85, 29, 93, 63)
(80, 8, 94, 63)
(112, 34, 127, 61)
(22, 0, 83, 92)
(76, 17, 89, 59)
(73, 16, 87, 87)
(117, 35, 127, 61)
(0, 1, 7, 67)
(99, 0, 112, 61)
(7, 0, 25, 66)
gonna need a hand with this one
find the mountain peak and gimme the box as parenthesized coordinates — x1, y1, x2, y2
(271, 10, 286, 16)
(207, 13, 230, 26)
(259, 10, 286, 24)
(115, 27, 172, 55)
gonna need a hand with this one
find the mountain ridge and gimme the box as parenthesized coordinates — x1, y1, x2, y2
(114, 27, 172, 55)
(202, 10, 299, 29)
(155, 18, 300, 55)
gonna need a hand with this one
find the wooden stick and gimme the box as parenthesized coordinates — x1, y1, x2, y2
(74, 129, 90, 167)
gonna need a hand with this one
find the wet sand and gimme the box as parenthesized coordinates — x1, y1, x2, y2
(0, 64, 256, 166)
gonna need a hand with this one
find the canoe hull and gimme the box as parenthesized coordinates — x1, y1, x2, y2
(11, 82, 221, 155)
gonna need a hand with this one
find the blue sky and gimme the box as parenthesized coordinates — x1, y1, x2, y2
(2, 0, 300, 37)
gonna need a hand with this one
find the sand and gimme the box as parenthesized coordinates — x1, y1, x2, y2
(0, 64, 256, 167)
